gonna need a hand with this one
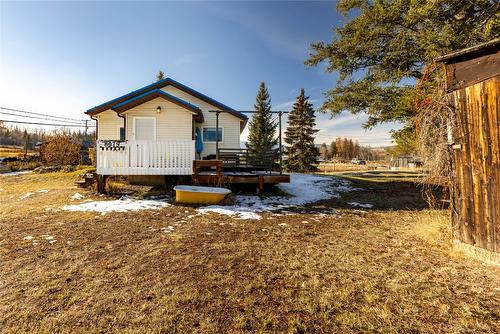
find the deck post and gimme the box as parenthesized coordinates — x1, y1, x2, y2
(257, 175, 264, 194)
(97, 175, 107, 194)
(215, 111, 220, 160)
(279, 111, 283, 175)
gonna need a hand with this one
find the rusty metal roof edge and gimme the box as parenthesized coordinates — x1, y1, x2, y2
(435, 38, 500, 63)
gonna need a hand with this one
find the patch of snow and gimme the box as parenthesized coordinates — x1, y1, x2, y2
(71, 193, 84, 200)
(0, 170, 32, 177)
(23, 236, 34, 240)
(278, 223, 288, 227)
(348, 202, 373, 208)
(198, 174, 355, 219)
(198, 207, 262, 220)
(20, 192, 35, 200)
(62, 196, 170, 213)
(44, 235, 54, 240)
(49, 240, 57, 244)
(37, 189, 49, 193)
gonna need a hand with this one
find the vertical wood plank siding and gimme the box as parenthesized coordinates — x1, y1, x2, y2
(450, 76, 500, 253)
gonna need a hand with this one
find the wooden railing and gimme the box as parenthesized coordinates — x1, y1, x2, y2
(217, 148, 279, 172)
(96, 140, 195, 175)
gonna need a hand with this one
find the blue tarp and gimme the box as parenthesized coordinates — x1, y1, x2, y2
(195, 127, 203, 154)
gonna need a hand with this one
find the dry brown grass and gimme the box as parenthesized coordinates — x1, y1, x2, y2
(318, 162, 388, 173)
(0, 146, 37, 158)
(0, 172, 498, 333)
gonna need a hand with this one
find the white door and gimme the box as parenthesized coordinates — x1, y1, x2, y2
(134, 117, 156, 141)
(132, 117, 156, 168)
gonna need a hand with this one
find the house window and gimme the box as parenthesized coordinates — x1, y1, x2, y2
(119, 127, 125, 141)
(202, 127, 223, 142)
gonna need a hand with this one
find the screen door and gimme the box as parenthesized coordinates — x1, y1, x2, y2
(134, 118, 155, 140)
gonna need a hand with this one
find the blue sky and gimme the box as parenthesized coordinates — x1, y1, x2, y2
(0, 1, 401, 146)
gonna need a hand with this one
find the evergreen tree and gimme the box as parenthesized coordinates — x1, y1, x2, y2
(246, 82, 278, 165)
(156, 70, 165, 82)
(284, 88, 319, 172)
(306, 0, 498, 150)
(329, 140, 337, 158)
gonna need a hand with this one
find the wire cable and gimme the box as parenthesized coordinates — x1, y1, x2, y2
(0, 119, 95, 128)
(0, 111, 87, 125)
(0, 107, 87, 123)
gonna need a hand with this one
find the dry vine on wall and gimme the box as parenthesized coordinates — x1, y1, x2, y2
(415, 63, 454, 207)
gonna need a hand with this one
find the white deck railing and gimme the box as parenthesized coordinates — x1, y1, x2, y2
(96, 140, 195, 175)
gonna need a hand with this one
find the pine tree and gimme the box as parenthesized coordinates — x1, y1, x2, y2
(246, 82, 278, 165)
(329, 140, 337, 158)
(283, 88, 319, 172)
(306, 1, 498, 154)
(156, 70, 165, 82)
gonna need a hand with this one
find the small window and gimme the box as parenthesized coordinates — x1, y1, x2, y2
(119, 127, 125, 141)
(202, 128, 223, 142)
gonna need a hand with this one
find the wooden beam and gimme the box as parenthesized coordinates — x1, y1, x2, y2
(444, 51, 500, 92)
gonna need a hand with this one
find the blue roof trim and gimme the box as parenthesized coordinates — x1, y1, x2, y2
(112, 89, 201, 111)
(86, 79, 166, 114)
(86, 77, 248, 120)
(166, 78, 236, 111)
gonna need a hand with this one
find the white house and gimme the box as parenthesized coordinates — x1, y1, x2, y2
(86, 77, 248, 177)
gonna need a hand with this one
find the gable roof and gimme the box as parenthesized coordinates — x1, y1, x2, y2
(112, 89, 203, 121)
(86, 77, 248, 123)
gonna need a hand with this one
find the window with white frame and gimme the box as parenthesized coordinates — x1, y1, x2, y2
(202, 127, 223, 142)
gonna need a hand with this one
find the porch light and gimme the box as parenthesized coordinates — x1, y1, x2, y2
(156, 106, 162, 114)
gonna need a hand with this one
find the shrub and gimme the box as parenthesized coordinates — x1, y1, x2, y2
(7, 161, 41, 171)
(40, 134, 81, 165)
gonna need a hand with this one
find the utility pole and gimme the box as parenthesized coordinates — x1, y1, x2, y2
(23, 130, 29, 158)
(278, 111, 282, 175)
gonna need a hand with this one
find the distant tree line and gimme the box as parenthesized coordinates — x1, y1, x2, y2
(0, 121, 94, 150)
(319, 138, 381, 161)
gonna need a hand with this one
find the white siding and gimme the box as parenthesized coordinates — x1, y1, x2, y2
(122, 97, 193, 141)
(95, 85, 244, 159)
(161, 86, 243, 157)
(97, 110, 123, 140)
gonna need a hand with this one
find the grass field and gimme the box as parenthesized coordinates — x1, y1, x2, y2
(0, 146, 37, 158)
(0, 170, 498, 333)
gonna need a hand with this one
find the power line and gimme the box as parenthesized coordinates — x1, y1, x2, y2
(0, 111, 87, 125)
(0, 107, 87, 123)
(0, 119, 95, 128)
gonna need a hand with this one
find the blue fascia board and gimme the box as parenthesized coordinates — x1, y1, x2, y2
(86, 77, 247, 120)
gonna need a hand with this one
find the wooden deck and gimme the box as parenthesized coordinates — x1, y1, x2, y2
(192, 160, 290, 192)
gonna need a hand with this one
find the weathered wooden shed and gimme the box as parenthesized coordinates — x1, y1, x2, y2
(437, 39, 500, 264)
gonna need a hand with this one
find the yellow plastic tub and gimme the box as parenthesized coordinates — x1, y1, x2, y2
(174, 185, 231, 204)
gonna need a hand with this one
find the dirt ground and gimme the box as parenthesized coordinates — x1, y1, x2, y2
(0, 170, 499, 333)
